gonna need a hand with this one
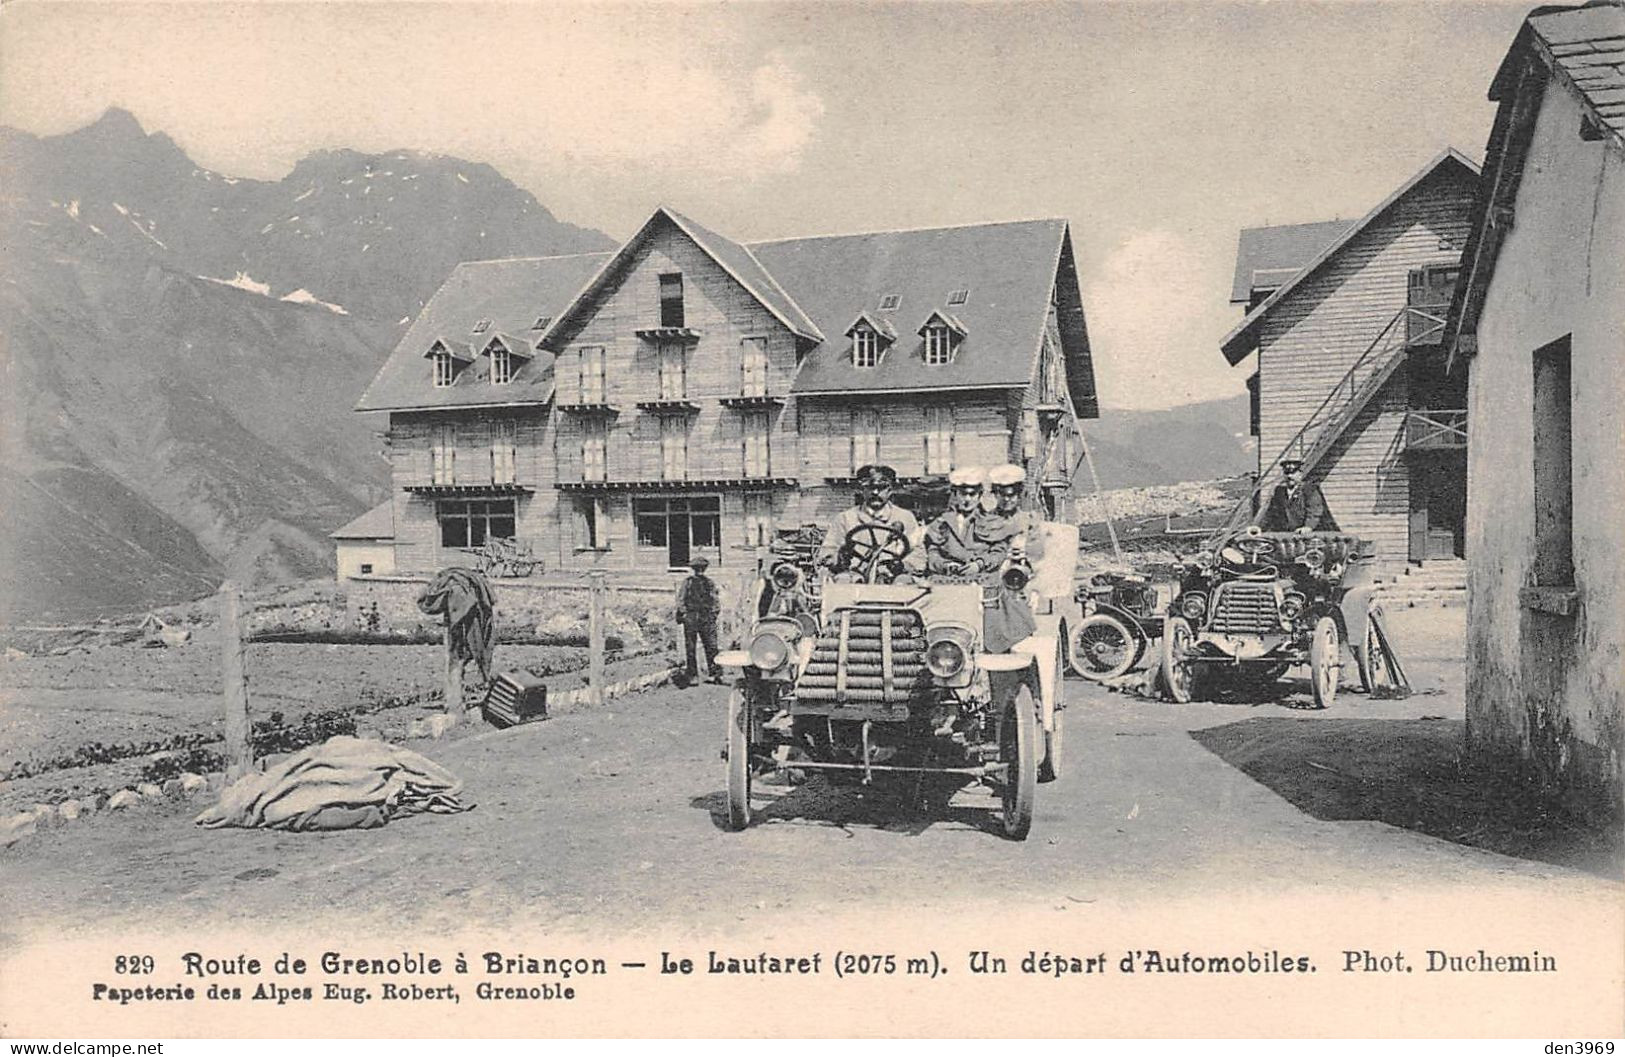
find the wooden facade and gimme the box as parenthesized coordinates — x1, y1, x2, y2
(1223, 153, 1479, 571)
(355, 209, 1097, 581)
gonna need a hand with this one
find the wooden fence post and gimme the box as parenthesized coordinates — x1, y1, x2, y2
(444, 624, 465, 724)
(220, 581, 252, 782)
(588, 571, 606, 708)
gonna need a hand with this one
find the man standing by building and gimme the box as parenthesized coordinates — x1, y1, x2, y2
(925, 467, 989, 576)
(675, 556, 722, 686)
(817, 463, 925, 582)
(1252, 458, 1339, 533)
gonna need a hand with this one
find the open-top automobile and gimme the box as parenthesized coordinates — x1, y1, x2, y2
(718, 519, 1071, 839)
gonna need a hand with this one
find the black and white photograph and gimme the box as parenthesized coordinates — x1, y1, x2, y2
(0, 0, 1620, 1040)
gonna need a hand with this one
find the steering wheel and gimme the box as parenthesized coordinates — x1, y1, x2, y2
(1235, 535, 1277, 563)
(843, 523, 913, 583)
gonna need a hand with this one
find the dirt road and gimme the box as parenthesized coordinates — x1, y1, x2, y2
(3, 609, 1617, 946)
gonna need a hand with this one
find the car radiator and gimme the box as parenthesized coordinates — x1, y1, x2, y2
(1208, 581, 1282, 634)
(796, 608, 926, 704)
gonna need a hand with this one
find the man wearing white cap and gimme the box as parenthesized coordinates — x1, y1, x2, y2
(972, 464, 1046, 652)
(925, 466, 989, 576)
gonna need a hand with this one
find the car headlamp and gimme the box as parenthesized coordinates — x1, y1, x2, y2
(748, 630, 791, 671)
(924, 625, 974, 680)
(770, 562, 802, 591)
(1279, 591, 1307, 620)
(1178, 592, 1208, 622)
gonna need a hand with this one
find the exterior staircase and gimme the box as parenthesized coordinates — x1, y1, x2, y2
(1375, 558, 1466, 608)
(1213, 304, 1439, 539)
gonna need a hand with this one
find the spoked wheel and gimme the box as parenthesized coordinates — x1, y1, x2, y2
(1039, 706, 1064, 784)
(1160, 616, 1198, 703)
(1039, 642, 1064, 783)
(1071, 613, 1145, 681)
(999, 683, 1038, 840)
(1309, 615, 1341, 709)
(724, 683, 754, 830)
(1354, 609, 1384, 693)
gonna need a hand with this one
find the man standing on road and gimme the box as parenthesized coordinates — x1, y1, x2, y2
(971, 464, 1046, 653)
(1252, 458, 1339, 533)
(675, 557, 722, 686)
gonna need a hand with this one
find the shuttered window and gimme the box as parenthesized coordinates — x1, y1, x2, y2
(742, 410, 770, 477)
(924, 406, 954, 474)
(659, 341, 687, 399)
(431, 423, 456, 485)
(851, 408, 881, 471)
(491, 420, 516, 484)
(661, 416, 688, 480)
(581, 419, 607, 481)
(741, 337, 768, 397)
(575, 496, 609, 550)
(578, 345, 606, 403)
(743, 493, 772, 548)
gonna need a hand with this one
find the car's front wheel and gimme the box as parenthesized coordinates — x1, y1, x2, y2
(999, 683, 1038, 840)
(1308, 615, 1341, 709)
(724, 683, 754, 830)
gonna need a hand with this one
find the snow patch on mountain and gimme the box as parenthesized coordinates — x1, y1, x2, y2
(200, 271, 273, 297)
(281, 288, 349, 315)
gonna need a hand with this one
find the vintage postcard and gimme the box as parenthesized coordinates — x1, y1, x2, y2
(0, 0, 1620, 1040)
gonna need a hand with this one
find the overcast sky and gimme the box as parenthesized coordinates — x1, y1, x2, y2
(0, 1, 1532, 410)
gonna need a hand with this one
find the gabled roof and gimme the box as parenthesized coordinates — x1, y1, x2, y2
(1228, 219, 1353, 303)
(1219, 149, 1482, 365)
(358, 213, 1099, 419)
(356, 253, 606, 412)
(845, 310, 898, 341)
(1499, 2, 1625, 144)
(752, 218, 1095, 414)
(537, 206, 823, 348)
(330, 500, 395, 540)
(425, 337, 474, 363)
(1449, 1, 1623, 368)
(480, 332, 536, 358)
(917, 308, 968, 338)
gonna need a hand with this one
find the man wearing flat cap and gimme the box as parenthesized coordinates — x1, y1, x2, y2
(925, 466, 990, 577)
(1252, 458, 1338, 533)
(817, 463, 924, 582)
(675, 556, 723, 685)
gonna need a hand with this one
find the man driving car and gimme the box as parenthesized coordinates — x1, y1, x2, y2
(817, 463, 924, 582)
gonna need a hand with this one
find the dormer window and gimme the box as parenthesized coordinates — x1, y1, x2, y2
(433, 348, 456, 387)
(659, 273, 684, 328)
(917, 310, 967, 366)
(845, 311, 896, 369)
(490, 345, 514, 385)
(425, 338, 473, 388)
(854, 329, 879, 368)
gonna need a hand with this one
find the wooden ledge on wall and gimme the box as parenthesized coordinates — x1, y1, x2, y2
(1520, 585, 1580, 616)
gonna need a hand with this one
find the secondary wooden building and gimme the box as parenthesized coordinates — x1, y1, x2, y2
(1447, 0, 1624, 822)
(1220, 151, 1480, 572)
(353, 208, 1098, 579)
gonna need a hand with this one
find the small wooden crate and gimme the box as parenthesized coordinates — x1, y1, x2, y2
(484, 671, 549, 727)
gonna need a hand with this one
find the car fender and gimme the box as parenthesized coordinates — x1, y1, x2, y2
(1338, 584, 1379, 644)
(998, 634, 1058, 730)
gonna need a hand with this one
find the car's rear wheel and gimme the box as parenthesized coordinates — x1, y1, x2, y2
(724, 683, 754, 830)
(1354, 607, 1385, 693)
(1309, 615, 1340, 709)
(1160, 616, 1198, 703)
(1071, 613, 1143, 681)
(1000, 683, 1038, 840)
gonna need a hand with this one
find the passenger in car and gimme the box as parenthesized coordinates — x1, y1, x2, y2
(924, 466, 990, 577)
